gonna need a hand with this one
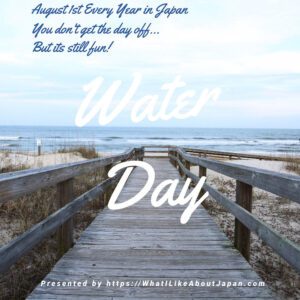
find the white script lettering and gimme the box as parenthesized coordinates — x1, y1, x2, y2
(75, 73, 221, 127)
(107, 161, 209, 224)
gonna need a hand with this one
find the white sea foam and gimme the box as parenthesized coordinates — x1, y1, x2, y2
(126, 138, 300, 146)
(0, 136, 21, 141)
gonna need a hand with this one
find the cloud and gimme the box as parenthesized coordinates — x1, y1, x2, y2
(212, 98, 300, 117)
(238, 51, 300, 74)
(0, 53, 24, 65)
(0, 97, 81, 106)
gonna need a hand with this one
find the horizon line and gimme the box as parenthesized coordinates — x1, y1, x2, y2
(0, 125, 299, 130)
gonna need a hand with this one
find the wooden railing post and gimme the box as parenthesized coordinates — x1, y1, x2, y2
(178, 155, 184, 177)
(104, 163, 113, 206)
(199, 166, 207, 178)
(184, 160, 190, 179)
(175, 151, 178, 169)
(169, 150, 175, 168)
(98, 167, 106, 209)
(234, 181, 253, 261)
(135, 148, 143, 161)
(141, 148, 144, 160)
(199, 165, 207, 198)
(134, 149, 139, 160)
(57, 178, 74, 257)
(139, 148, 144, 161)
(173, 151, 178, 169)
(141, 148, 145, 161)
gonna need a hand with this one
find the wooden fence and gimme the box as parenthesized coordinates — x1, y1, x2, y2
(0, 147, 144, 274)
(143, 145, 289, 161)
(168, 147, 300, 274)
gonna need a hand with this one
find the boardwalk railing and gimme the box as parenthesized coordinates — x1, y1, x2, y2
(143, 144, 289, 161)
(1, 145, 299, 275)
(184, 148, 289, 161)
(0, 147, 144, 274)
(168, 147, 300, 274)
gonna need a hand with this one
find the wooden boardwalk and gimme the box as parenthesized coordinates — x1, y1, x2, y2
(28, 158, 272, 299)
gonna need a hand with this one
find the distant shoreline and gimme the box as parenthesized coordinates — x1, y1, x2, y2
(0, 125, 300, 129)
(0, 127, 300, 154)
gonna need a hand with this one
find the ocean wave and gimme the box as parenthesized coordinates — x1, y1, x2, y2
(125, 138, 300, 147)
(0, 136, 22, 141)
(0, 143, 19, 147)
(43, 137, 104, 143)
(107, 136, 123, 140)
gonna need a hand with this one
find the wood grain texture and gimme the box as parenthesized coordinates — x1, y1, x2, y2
(57, 178, 74, 257)
(28, 158, 272, 299)
(234, 181, 253, 261)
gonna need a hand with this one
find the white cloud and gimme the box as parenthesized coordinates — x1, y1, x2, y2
(213, 98, 300, 117)
(0, 53, 24, 65)
(0, 97, 81, 106)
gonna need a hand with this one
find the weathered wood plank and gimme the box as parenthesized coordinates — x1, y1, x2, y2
(185, 147, 286, 161)
(57, 178, 74, 257)
(234, 181, 252, 261)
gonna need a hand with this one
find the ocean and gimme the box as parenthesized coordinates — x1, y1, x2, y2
(0, 126, 299, 154)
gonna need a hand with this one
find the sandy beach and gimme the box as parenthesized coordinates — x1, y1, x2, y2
(0, 152, 85, 170)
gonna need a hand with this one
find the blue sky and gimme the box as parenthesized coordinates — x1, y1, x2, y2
(0, 0, 300, 128)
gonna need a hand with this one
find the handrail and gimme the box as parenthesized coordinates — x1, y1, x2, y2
(169, 148, 300, 274)
(143, 145, 290, 161)
(0, 147, 143, 203)
(0, 147, 144, 274)
(184, 147, 288, 161)
(1, 145, 299, 275)
(0, 173, 123, 274)
(176, 148, 300, 203)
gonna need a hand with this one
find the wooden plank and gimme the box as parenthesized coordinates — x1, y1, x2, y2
(199, 164, 207, 199)
(57, 178, 74, 257)
(234, 181, 252, 261)
(28, 158, 272, 299)
(184, 147, 286, 161)
(103, 163, 113, 206)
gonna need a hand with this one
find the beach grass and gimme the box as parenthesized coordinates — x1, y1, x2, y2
(284, 153, 300, 175)
(58, 146, 99, 159)
(0, 164, 28, 174)
(0, 148, 105, 299)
